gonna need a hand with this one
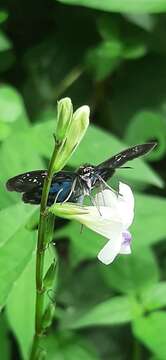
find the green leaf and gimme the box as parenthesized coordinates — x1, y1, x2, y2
(0, 203, 36, 247)
(0, 203, 37, 308)
(99, 247, 159, 295)
(133, 312, 166, 360)
(0, 85, 26, 123)
(1, 130, 44, 185)
(124, 13, 155, 31)
(42, 332, 100, 360)
(124, 111, 166, 161)
(141, 282, 166, 311)
(57, 0, 166, 14)
(0, 179, 19, 210)
(133, 193, 166, 248)
(56, 221, 106, 267)
(0, 11, 8, 24)
(0, 31, 12, 52)
(61, 296, 141, 329)
(110, 56, 166, 140)
(0, 313, 11, 360)
(6, 253, 36, 360)
(6, 248, 55, 360)
(0, 50, 15, 73)
(0, 122, 11, 141)
(86, 41, 122, 81)
(0, 226, 36, 309)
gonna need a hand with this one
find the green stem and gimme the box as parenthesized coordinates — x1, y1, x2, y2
(29, 143, 59, 360)
(133, 338, 141, 360)
(53, 64, 84, 100)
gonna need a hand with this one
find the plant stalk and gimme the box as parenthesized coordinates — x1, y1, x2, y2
(29, 143, 59, 360)
(54, 64, 84, 100)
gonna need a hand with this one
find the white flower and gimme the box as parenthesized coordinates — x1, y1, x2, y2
(49, 182, 134, 265)
(96, 182, 134, 264)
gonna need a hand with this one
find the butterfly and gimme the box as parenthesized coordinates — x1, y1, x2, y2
(6, 142, 156, 206)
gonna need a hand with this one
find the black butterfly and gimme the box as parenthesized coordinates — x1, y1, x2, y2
(6, 142, 156, 206)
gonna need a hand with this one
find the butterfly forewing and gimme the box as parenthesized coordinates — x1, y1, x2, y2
(6, 170, 48, 193)
(94, 142, 156, 180)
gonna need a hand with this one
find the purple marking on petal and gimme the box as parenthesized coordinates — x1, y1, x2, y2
(122, 230, 132, 245)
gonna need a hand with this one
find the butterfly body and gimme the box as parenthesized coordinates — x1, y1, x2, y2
(6, 142, 156, 205)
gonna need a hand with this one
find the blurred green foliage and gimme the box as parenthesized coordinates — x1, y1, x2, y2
(0, 1, 166, 359)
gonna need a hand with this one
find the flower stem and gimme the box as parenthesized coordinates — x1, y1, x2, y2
(53, 64, 84, 100)
(133, 338, 142, 360)
(29, 143, 59, 360)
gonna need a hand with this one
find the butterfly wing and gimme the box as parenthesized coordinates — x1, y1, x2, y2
(94, 142, 157, 181)
(6, 170, 79, 205)
(22, 178, 76, 205)
(6, 170, 47, 192)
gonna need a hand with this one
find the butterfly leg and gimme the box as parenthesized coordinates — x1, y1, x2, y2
(88, 192, 102, 216)
(96, 174, 122, 197)
(61, 177, 77, 204)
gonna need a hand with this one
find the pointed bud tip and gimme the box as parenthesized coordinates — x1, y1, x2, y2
(74, 105, 90, 119)
(57, 97, 72, 106)
(80, 105, 90, 114)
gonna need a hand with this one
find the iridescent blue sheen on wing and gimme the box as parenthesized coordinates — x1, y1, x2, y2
(23, 178, 76, 205)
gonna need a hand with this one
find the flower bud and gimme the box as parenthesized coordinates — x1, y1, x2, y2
(43, 261, 57, 290)
(53, 105, 90, 172)
(42, 303, 55, 330)
(49, 203, 89, 218)
(56, 97, 73, 142)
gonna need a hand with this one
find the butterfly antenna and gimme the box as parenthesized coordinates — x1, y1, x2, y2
(54, 188, 64, 204)
(88, 192, 102, 216)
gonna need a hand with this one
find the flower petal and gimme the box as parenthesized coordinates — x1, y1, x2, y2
(50, 203, 123, 239)
(95, 183, 134, 229)
(117, 182, 134, 228)
(95, 188, 118, 208)
(81, 217, 123, 239)
(98, 234, 122, 265)
(120, 231, 132, 254)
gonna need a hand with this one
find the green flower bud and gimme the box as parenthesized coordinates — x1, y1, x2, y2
(43, 213, 55, 247)
(56, 97, 73, 142)
(42, 303, 55, 330)
(53, 105, 90, 172)
(43, 260, 57, 290)
(38, 350, 47, 360)
(49, 203, 89, 218)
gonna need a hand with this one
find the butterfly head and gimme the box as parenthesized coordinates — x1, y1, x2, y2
(77, 164, 95, 192)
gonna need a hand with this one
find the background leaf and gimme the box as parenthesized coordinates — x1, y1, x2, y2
(42, 332, 100, 360)
(133, 312, 166, 359)
(6, 247, 55, 360)
(0, 226, 36, 309)
(98, 248, 159, 295)
(58, 0, 166, 13)
(61, 296, 140, 329)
